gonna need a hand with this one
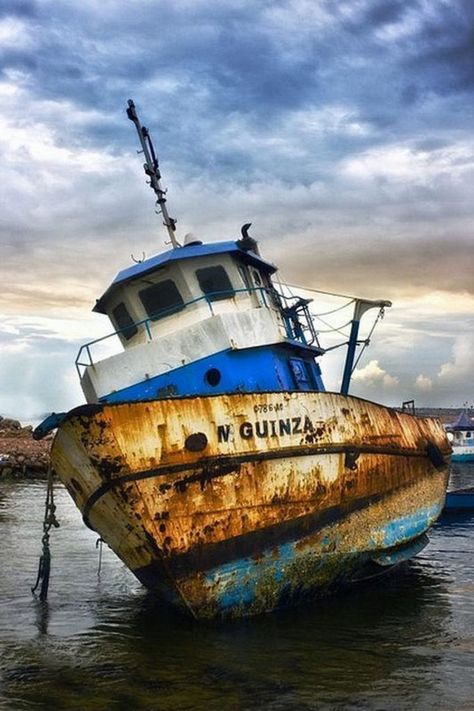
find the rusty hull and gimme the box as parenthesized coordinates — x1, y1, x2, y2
(50, 391, 451, 618)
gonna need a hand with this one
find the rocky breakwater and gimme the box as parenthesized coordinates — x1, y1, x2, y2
(0, 416, 52, 478)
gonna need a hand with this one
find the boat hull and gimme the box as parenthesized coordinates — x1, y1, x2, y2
(443, 487, 474, 511)
(450, 447, 474, 462)
(50, 391, 450, 618)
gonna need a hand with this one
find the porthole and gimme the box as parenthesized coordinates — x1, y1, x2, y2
(205, 368, 221, 387)
(184, 432, 208, 452)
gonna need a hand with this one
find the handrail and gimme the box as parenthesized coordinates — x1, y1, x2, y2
(75, 285, 321, 378)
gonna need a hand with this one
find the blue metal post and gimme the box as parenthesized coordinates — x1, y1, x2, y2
(341, 319, 360, 395)
(340, 298, 392, 395)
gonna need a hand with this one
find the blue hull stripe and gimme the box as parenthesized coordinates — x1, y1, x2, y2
(201, 502, 442, 615)
(102, 345, 325, 403)
(451, 453, 474, 462)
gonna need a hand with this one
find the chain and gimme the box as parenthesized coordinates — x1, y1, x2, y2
(31, 465, 60, 601)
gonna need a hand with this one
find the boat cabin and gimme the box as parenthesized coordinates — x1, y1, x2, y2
(445, 410, 474, 461)
(446, 410, 474, 447)
(77, 235, 325, 404)
(94, 238, 281, 347)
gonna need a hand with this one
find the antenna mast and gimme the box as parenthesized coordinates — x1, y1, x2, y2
(126, 99, 179, 249)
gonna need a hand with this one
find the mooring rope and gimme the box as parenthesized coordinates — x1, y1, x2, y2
(350, 306, 386, 374)
(96, 537, 104, 579)
(31, 465, 60, 601)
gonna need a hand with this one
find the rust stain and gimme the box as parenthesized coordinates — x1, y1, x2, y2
(50, 390, 451, 613)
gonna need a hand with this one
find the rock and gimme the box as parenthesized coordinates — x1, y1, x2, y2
(0, 414, 51, 479)
(1, 418, 22, 430)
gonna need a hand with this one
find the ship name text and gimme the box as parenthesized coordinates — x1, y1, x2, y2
(217, 415, 318, 443)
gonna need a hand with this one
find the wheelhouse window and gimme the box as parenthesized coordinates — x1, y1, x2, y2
(139, 279, 184, 320)
(288, 358, 315, 390)
(112, 302, 138, 340)
(196, 266, 235, 301)
(237, 264, 252, 290)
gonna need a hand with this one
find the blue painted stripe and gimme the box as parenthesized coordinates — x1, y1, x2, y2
(200, 503, 441, 615)
(101, 345, 325, 403)
(451, 452, 474, 462)
(373, 502, 442, 548)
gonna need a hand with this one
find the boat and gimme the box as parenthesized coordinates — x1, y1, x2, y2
(445, 410, 474, 462)
(34, 101, 451, 619)
(442, 487, 474, 513)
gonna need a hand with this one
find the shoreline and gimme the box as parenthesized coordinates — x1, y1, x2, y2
(0, 416, 51, 479)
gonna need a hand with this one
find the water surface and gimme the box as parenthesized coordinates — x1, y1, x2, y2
(1, 465, 473, 710)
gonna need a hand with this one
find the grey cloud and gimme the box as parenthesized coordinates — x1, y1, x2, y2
(4, 0, 471, 176)
(362, 0, 412, 27)
(0, 0, 37, 18)
(402, 3, 474, 95)
(0, 49, 37, 76)
(280, 233, 474, 299)
(0, 0, 473, 419)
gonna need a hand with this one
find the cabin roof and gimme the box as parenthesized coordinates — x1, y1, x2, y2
(94, 240, 277, 314)
(447, 410, 474, 431)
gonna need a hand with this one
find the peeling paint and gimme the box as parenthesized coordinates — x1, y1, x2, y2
(51, 391, 451, 618)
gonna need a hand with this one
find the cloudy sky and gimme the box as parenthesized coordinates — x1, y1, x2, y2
(0, 0, 473, 422)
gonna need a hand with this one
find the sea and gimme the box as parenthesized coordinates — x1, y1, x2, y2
(1, 464, 473, 711)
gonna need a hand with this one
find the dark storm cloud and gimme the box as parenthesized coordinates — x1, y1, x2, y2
(362, 0, 410, 27)
(0, 49, 37, 76)
(0, 0, 473, 418)
(400, 2, 474, 95)
(2, 0, 471, 177)
(315, 0, 474, 134)
(0, 0, 37, 19)
(15, 1, 320, 127)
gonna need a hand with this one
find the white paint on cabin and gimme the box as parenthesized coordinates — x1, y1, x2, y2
(81, 307, 287, 402)
(106, 254, 274, 348)
(450, 430, 474, 447)
(79, 250, 293, 403)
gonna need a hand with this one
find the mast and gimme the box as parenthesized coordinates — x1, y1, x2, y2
(126, 99, 179, 249)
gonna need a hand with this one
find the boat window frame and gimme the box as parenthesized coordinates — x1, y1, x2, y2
(195, 264, 235, 302)
(111, 301, 138, 340)
(237, 264, 252, 290)
(287, 357, 316, 391)
(138, 278, 185, 321)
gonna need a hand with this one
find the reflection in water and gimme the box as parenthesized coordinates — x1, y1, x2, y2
(0, 467, 473, 710)
(33, 599, 50, 637)
(0, 488, 7, 523)
(449, 462, 474, 491)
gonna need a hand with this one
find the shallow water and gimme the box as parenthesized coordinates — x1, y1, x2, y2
(1, 465, 473, 710)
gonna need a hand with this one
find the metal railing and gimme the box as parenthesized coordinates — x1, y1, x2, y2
(75, 285, 321, 378)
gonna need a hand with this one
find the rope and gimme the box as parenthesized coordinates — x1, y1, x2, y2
(96, 537, 104, 579)
(274, 273, 353, 342)
(31, 465, 60, 601)
(313, 299, 355, 317)
(275, 277, 357, 310)
(277, 275, 388, 380)
(313, 316, 353, 335)
(284, 282, 363, 302)
(351, 307, 386, 374)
